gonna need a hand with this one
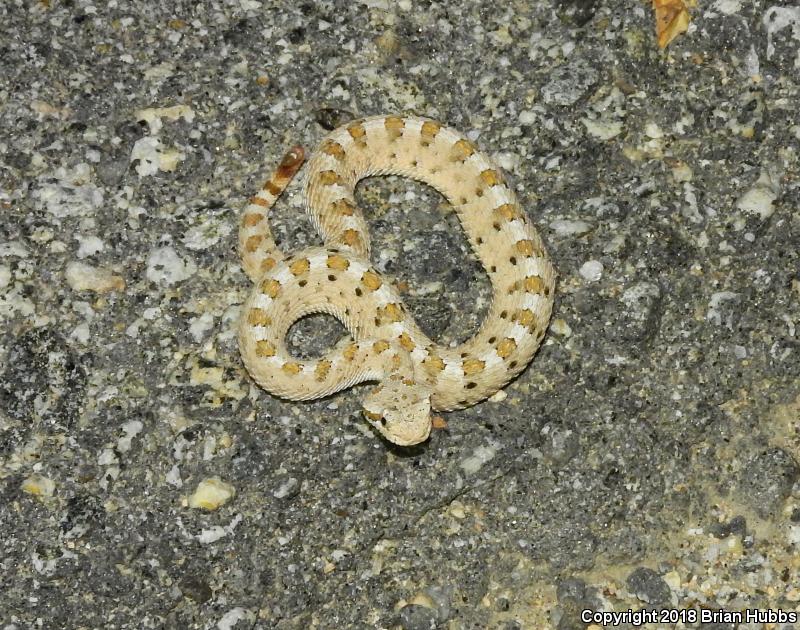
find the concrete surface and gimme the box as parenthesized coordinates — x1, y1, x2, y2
(1, 0, 799, 628)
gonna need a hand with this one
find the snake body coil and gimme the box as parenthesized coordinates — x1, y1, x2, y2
(238, 115, 555, 445)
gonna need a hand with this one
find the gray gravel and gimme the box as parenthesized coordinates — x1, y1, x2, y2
(1, 0, 799, 628)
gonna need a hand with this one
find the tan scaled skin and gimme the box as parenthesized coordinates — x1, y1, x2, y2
(238, 115, 556, 446)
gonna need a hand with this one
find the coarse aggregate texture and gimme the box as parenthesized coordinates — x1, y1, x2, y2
(1, 0, 799, 629)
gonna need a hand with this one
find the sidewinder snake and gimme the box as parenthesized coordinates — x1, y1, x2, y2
(238, 115, 555, 446)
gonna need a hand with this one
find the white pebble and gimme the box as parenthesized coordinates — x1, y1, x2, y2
(489, 389, 507, 403)
(189, 313, 215, 343)
(75, 234, 105, 258)
(217, 607, 254, 630)
(65, 261, 125, 293)
(736, 168, 780, 219)
(579, 260, 603, 282)
(645, 122, 664, 139)
(582, 118, 622, 140)
(549, 318, 572, 337)
(549, 219, 592, 237)
(460, 445, 496, 475)
(146, 246, 196, 285)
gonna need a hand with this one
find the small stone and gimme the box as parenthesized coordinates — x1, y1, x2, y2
(541, 425, 579, 467)
(65, 261, 125, 293)
(34, 163, 104, 218)
(75, 234, 105, 258)
(736, 167, 780, 219)
(131, 136, 186, 176)
(706, 292, 740, 328)
(400, 587, 451, 629)
(556, 577, 586, 603)
(146, 246, 196, 286)
(644, 122, 664, 139)
(0, 264, 11, 289)
(21, 474, 56, 497)
(448, 501, 466, 519)
(556, 577, 593, 630)
(715, 0, 742, 15)
(117, 419, 144, 453)
(549, 318, 572, 337)
(626, 567, 671, 605)
(188, 477, 235, 510)
(549, 219, 593, 237)
(216, 607, 254, 630)
(489, 389, 508, 402)
(579, 260, 603, 282)
(375, 29, 399, 54)
(582, 118, 623, 140)
(618, 282, 662, 341)
(710, 515, 747, 539)
(460, 445, 496, 475)
(188, 313, 215, 343)
(273, 476, 300, 500)
(134, 104, 195, 134)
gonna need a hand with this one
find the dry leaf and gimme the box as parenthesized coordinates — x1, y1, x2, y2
(653, 0, 693, 48)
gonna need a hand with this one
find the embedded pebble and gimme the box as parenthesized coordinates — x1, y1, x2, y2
(707, 292, 740, 328)
(273, 476, 300, 500)
(550, 219, 593, 237)
(399, 604, 438, 630)
(582, 118, 623, 140)
(188, 313, 215, 343)
(620, 282, 661, 323)
(188, 478, 236, 510)
(626, 567, 672, 605)
(21, 474, 56, 498)
(763, 6, 800, 59)
(489, 389, 508, 403)
(215, 607, 254, 630)
(549, 318, 572, 337)
(541, 59, 598, 106)
(736, 168, 780, 219)
(117, 420, 143, 453)
(460, 445, 496, 475)
(75, 235, 105, 258)
(0, 265, 11, 289)
(145, 246, 197, 285)
(131, 136, 185, 176)
(34, 164, 104, 218)
(735, 448, 799, 517)
(579, 260, 603, 282)
(65, 261, 126, 293)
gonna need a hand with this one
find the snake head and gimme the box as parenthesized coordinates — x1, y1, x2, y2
(363, 375, 432, 446)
